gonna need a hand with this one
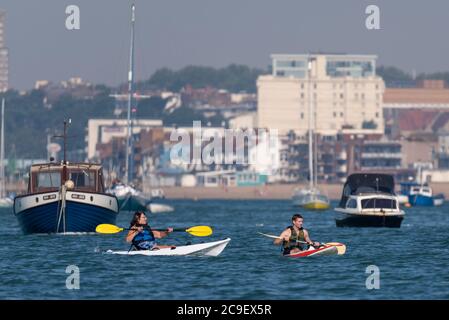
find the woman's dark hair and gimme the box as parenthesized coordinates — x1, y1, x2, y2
(130, 211, 146, 227)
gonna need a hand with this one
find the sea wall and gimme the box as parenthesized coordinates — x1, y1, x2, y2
(163, 183, 449, 200)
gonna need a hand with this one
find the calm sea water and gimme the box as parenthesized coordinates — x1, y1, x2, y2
(1, 199, 449, 300)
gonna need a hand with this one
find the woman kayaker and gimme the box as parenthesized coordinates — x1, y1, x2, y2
(126, 211, 176, 250)
(274, 214, 320, 255)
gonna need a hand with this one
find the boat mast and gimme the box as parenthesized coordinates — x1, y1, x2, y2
(125, 3, 136, 185)
(314, 121, 318, 188)
(53, 119, 71, 183)
(0, 98, 5, 198)
(307, 57, 314, 190)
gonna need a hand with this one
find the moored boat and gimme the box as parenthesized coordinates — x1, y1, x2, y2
(335, 173, 405, 228)
(291, 58, 330, 211)
(106, 181, 150, 212)
(292, 187, 330, 210)
(13, 121, 119, 234)
(401, 182, 445, 207)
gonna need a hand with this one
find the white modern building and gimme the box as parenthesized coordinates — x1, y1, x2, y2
(257, 54, 385, 135)
(86, 119, 163, 160)
(0, 10, 8, 92)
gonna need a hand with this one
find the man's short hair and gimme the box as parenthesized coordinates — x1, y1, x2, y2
(292, 214, 303, 221)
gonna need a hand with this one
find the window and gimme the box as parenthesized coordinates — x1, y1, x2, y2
(333, 112, 337, 118)
(361, 198, 397, 209)
(207, 177, 217, 184)
(37, 172, 61, 188)
(347, 199, 357, 208)
(69, 170, 96, 189)
(340, 93, 344, 99)
(301, 93, 304, 99)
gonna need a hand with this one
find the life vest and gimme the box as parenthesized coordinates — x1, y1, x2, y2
(132, 225, 156, 250)
(283, 226, 306, 252)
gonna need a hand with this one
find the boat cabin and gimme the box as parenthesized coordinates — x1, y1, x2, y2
(338, 173, 395, 207)
(400, 182, 432, 197)
(409, 186, 432, 197)
(345, 195, 399, 211)
(27, 163, 105, 194)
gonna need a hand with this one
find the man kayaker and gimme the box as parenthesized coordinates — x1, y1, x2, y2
(274, 214, 320, 255)
(126, 211, 176, 250)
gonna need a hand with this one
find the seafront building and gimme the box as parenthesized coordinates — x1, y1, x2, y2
(0, 10, 8, 92)
(257, 54, 384, 135)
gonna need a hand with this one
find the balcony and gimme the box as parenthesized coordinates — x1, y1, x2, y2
(361, 152, 402, 159)
(336, 152, 347, 160)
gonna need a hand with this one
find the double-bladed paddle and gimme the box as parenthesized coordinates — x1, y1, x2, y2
(96, 224, 213, 237)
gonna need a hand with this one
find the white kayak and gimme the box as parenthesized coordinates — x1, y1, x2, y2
(106, 238, 231, 257)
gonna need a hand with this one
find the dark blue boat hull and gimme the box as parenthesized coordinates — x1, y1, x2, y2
(15, 200, 118, 234)
(336, 214, 404, 228)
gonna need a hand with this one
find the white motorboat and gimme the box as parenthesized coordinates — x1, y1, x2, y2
(335, 173, 405, 228)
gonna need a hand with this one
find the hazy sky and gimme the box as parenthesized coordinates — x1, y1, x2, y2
(1, 0, 449, 90)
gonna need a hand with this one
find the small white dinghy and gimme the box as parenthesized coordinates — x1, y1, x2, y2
(148, 203, 174, 213)
(106, 238, 231, 257)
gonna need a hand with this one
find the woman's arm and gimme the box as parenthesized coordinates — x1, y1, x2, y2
(153, 228, 173, 239)
(126, 226, 140, 243)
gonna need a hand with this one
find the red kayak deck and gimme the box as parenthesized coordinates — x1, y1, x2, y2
(285, 243, 344, 258)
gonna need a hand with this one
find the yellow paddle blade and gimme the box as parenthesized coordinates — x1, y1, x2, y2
(324, 242, 346, 255)
(96, 224, 124, 234)
(185, 225, 213, 237)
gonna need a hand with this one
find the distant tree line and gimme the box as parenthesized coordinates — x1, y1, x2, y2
(137, 64, 269, 93)
(377, 66, 449, 87)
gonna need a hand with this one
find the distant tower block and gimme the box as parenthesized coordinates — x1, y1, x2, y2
(0, 10, 9, 92)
